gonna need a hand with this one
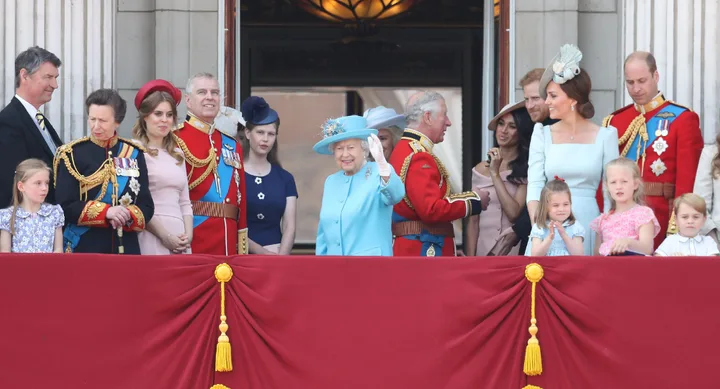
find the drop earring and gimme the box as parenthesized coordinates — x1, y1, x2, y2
(571, 105, 575, 111)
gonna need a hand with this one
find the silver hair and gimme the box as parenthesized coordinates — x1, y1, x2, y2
(330, 139, 370, 158)
(15, 46, 61, 88)
(185, 72, 217, 94)
(405, 91, 445, 128)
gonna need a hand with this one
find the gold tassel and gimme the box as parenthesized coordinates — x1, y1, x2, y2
(522, 386, 543, 389)
(210, 385, 230, 389)
(524, 263, 544, 376)
(215, 263, 234, 372)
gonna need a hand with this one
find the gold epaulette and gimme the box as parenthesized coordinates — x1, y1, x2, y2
(53, 137, 90, 186)
(667, 100, 693, 112)
(409, 141, 426, 154)
(118, 137, 147, 153)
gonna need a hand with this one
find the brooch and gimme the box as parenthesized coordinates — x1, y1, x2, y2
(652, 137, 668, 156)
(650, 158, 667, 176)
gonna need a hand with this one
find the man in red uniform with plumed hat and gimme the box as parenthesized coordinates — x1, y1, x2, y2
(173, 72, 248, 255)
(603, 52, 703, 248)
(389, 91, 490, 256)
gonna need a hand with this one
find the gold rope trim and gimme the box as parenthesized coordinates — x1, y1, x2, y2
(522, 386, 543, 389)
(215, 263, 234, 372)
(210, 385, 230, 389)
(601, 114, 613, 128)
(399, 153, 414, 209)
(524, 263, 544, 376)
(173, 133, 219, 190)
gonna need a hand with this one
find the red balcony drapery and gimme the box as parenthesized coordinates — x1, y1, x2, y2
(0, 254, 717, 388)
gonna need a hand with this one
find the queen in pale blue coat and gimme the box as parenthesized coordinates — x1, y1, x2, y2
(313, 115, 405, 256)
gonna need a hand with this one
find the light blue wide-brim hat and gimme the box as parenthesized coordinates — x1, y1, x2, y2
(363, 106, 406, 130)
(313, 115, 378, 155)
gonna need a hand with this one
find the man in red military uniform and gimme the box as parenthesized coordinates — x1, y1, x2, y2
(389, 91, 490, 256)
(173, 72, 248, 255)
(603, 52, 703, 248)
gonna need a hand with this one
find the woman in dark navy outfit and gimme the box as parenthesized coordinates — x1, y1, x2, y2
(54, 89, 154, 254)
(238, 96, 297, 255)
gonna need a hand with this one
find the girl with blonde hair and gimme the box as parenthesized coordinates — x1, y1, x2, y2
(0, 158, 64, 253)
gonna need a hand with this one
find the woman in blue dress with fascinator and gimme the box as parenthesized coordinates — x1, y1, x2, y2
(314, 115, 405, 256)
(239, 96, 298, 255)
(525, 44, 620, 255)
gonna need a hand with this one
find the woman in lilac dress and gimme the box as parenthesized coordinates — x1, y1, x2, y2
(132, 80, 193, 255)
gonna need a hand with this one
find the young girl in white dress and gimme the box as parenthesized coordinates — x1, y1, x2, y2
(655, 193, 720, 256)
(0, 159, 64, 253)
(528, 177, 585, 256)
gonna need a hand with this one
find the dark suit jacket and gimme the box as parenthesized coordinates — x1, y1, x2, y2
(0, 96, 62, 206)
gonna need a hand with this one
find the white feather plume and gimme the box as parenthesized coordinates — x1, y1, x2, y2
(214, 106, 245, 137)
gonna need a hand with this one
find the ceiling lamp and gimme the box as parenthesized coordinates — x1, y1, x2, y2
(295, 0, 419, 23)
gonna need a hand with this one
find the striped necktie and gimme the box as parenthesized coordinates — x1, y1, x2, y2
(35, 112, 57, 154)
(35, 112, 46, 130)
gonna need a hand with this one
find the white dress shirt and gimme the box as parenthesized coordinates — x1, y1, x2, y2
(655, 234, 720, 256)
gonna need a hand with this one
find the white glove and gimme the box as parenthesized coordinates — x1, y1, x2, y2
(368, 133, 391, 177)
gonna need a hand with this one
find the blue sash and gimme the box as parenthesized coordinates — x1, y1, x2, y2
(193, 134, 236, 228)
(63, 146, 139, 251)
(392, 213, 445, 256)
(625, 104, 686, 162)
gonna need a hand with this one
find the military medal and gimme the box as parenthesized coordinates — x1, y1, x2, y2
(652, 137, 668, 156)
(650, 158, 667, 176)
(114, 157, 140, 177)
(129, 177, 140, 195)
(654, 119, 669, 137)
(120, 192, 134, 206)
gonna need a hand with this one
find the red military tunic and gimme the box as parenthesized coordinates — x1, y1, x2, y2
(389, 129, 483, 256)
(174, 113, 248, 255)
(603, 93, 703, 248)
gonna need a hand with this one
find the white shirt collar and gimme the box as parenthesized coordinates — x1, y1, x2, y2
(15, 94, 42, 124)
(677, 234, 703, 243)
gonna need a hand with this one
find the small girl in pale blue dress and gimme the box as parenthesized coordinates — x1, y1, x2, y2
(0, 159, 64, 253)
(527, 178, 585, 256)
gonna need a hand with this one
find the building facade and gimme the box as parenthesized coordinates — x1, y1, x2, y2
(1, 0, 717, 140)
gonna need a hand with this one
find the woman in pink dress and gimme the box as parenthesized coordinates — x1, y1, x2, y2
(466, 102, 533, 256)
(132, 80, 193, 254)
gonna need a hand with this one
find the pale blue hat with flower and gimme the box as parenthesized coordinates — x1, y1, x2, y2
(539, 44, 583, 99)
(313, 115, 378, 155)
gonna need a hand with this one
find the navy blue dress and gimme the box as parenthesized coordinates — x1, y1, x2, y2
(245, 164, 298, 246)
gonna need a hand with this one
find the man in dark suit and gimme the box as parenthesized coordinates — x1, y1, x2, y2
(0, 46, 63, 206)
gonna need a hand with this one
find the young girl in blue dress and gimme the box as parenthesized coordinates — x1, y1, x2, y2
(239, 96, 298, 255)
(528, 177, 585, 256)
(0, 159, 64, 253)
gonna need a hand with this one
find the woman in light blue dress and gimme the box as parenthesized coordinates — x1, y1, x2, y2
(313, 115, 405, 256)
(526, 44, 620, 255)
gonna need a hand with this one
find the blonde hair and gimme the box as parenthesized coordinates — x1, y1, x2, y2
(10, 159, 51, 235)
(535, 178, 576, 229)
(131, 90, 184, 164)
(674, 193, 707, 215)
(604, 157, 645, 211)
